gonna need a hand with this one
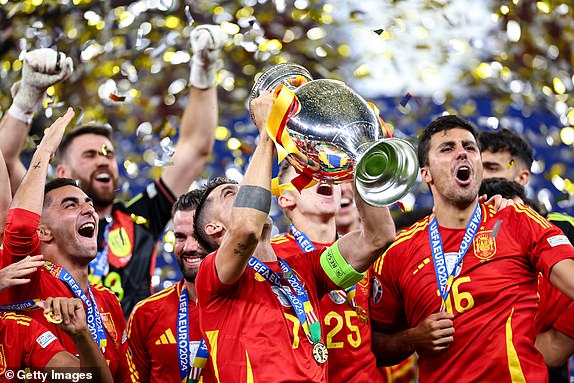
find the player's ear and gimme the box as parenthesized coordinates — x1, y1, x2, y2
(205, 222, 224, 237)
(37, 224, 54, 242)
(420, 166, 432, 184)
(277, 192, 296, 210)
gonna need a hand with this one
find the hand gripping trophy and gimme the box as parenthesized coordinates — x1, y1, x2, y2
(248, 63, 419, 206)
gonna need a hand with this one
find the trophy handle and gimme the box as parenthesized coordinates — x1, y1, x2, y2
(248, 63, 313, 121)
(354, 138, 419, 207)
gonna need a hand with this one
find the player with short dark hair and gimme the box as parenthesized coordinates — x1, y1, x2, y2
(371, 114, 574, 382)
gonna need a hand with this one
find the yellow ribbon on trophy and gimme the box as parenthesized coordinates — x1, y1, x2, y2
(267, 84, 317, 193)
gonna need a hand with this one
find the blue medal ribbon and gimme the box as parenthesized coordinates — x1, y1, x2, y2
(45, 262, 107, 350)
(0, 299, 42, 312)
(289, 225, 359, 311)
(88, 218, 112, 283)
(428, 204, 482, 310)
(248, 256, 321, 343)
(178, 284, 208, 383)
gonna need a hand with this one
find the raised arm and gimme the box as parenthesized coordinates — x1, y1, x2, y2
(336, 191, 396, 273)
(0, 150, 10, 242)
(215, 91, 275, 285)
(41, 297, 113, 383)
(160, 25, 226, 197)
(11, 108, 75, 213)
(0, 48, 73, 193)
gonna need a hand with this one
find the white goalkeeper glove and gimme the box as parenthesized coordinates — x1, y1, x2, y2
(9, 48, 73, 123)
(189, 24, 227, 89)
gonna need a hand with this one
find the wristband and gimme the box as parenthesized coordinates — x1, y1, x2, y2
(8, 103, 34, 124)
(320, 241, 365, 289)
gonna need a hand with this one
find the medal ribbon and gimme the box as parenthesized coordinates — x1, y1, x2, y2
(247, 256, 321, 344)
(289, 225, 360, 312)
(44, 262, 107, 349)
(428, 204, 482, 311)
(88, 218, 112, 284)
(0, 299, 43, 312)
(177, 285, 208, 383)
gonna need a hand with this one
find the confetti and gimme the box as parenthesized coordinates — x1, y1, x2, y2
(400, 92, 412, 107)
(397, 201, 406, 212)
(184, 5, 194, 26)
(109, 92, 126, 102)
(507, 160, 515, 169)
(373, 29, 384, 35)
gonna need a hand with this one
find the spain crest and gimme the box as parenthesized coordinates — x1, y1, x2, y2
(100, 312, 118, 346)
(473, 231, 496, 261)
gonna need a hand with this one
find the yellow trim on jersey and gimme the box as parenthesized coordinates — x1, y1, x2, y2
(270, 234, 291, 244)
(512, 204, 552, 229)
(505, 308, 526, 383)
(205, 330, 220, 382)
(245, 349, 254, 383)
(127, 283, 178, 338)
(3, 312, 32, 326)
(373, 220, 428, 275)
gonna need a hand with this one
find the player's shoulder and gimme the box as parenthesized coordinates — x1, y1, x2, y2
(0, 311, 33, 327)
(495, 202, 552, 229)
(133, 283, 179, 314)
(91, 283, 125, 310)
(270, 233, 293, 246)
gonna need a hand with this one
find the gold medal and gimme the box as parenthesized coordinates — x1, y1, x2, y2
(312, 342, 328, 364)
(44, 310, 62, 324)
(355, 305, 368, 324)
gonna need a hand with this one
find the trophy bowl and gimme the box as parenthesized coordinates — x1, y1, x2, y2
(249, 63, 419, 206)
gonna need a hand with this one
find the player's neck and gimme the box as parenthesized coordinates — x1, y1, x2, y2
(96, 204, 113, 220)
(184, 280, 197, 303)
(290, 216, 337, 244)
(434, 198, 479, 229)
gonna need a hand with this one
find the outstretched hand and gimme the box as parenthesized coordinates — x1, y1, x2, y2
(37, 107, 75, 159)
(0, 255, 44, 291)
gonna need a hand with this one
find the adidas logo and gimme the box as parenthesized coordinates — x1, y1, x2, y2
(155, 328, 177, 345)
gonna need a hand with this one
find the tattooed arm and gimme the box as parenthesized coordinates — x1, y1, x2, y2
(214, 91, 275, 284)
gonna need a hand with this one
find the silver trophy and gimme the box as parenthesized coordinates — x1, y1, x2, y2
(249, 63, 418, 206)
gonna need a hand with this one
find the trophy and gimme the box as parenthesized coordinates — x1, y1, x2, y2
(249, 63, 419, 207)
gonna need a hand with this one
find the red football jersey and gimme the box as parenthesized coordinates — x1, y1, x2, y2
(553, 304, 574, 339)
(127, 280, 213, 383)
(371, 203, 574, 382)
(195, 248, 338, 383)
(271, 232, 384, 383)
(2, 208, 130, 382)
(0, 312, 66, 378)
(535, 274, 574, 333)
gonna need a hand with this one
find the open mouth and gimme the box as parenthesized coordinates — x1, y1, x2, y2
(317, 184, 333, 196)
(94, 172, 112, 184)
(455, 166, 471, 185)
(78, 222, 96, 238)
(340, 197, 351, 208)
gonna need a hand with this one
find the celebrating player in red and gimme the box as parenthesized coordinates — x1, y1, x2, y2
(127, 189, 213, 383)
(371, 115, 574, 382)
(192, 90, 396, 382)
